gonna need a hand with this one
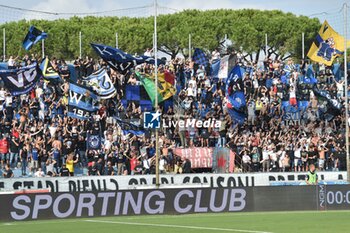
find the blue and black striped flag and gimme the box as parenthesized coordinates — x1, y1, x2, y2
(91, 43, 165, 74)
(192, 48, 209, 66)
(23, 26, 47, 51)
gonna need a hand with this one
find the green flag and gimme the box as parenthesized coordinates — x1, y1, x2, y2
(135, 72, 163, 106)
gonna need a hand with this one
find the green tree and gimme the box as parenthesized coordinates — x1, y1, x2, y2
(0, 9, 321, 61)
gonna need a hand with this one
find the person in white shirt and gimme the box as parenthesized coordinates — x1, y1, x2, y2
(294, 144, 302, 172)
(144, 48, 153, 57)
(0, 88, 5, 101)
(242, 151, 251, 172)
(34, 167, 45, 177)
(159, 155, 167, 174)
(334, 78, 344, 99)
(5, 92, 12, 107)
(247, 100, 256, 125)
(211, 49, 220, 61)
(8, 56, 18, 68)
(261, 147, 270, 172)
(188, 76, 197, 90)
(186, 83, 196, 98)
(142, 155, 153, 174)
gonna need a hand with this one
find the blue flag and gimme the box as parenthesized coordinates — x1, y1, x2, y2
(192, 48, 209, 66)
(121, 85, 153, 111)
(81, 68, 116, 99)
(312, 85, 341, 120)
(0, 63, 42, 96)
(40, 58, 61, 80)
(211, 59, 220, 77)
(228, 91, 246, 110)
(333, 63, 342, 81)
(300, 65, 317, 84)
(226, 65, 246, 124)
(116, 118, 144, 136)
(227, 108, 246, 125)
(87, 133, 102, 150)
(281, 101, 301, 121)
(313, 86, 341, 110)
(23, 26, 48, 51)
(91, 43, 165, 74)
(68, 82, 99, 120)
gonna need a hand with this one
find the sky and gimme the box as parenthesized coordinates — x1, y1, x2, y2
(0, 0, 348, 18)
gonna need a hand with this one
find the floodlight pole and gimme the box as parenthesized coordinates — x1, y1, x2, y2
(3, 28, 5, 61)
(343, 3, 350, 182)
(154, 0, 160, 188)
(265, 33, 268, 59)
(189, 34, 192, 60)
(41, 32, 45, 59)
(79, 31, 82, 58)
(302, 32, 305, 60)
(116, 32, 118, 49)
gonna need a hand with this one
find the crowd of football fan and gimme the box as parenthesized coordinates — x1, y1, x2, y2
(0, 49, 348, 178)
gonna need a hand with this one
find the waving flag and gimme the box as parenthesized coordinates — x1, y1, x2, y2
(312, 85, 341, 120)
(0, 63, 42, 96)
(163, 71, 175, 85)
(307, 21, 346, 66)
(226, 66, 246, 111)
(157, 72, 176, 100)
(68, 82, 99, 120)
(40, 58, 61, 80)
(211, 55, 235, 79)
(300, 65, 317, 84)
(136, 72, 175, 106)
(226, 65, 246, 124)
(121, 84, 153, 111)
(91, 43, 165, 74)
(116, 118, 144, 136)
(333, 63, 342, 81)
(192, 48, 209, 66)
(23, 26, 47, 51)
(81, 68, 116, 99)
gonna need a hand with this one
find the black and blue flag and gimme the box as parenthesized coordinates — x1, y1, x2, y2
(68, 82, 99, 120)
(23, 26, 47, 51)
(192, 48, 209, 66)
(0, 63, 42, 96)
(116, 118, 144, 136)
(300, 65, 317, 85)
(91, 43, 165, 74)
(87, 133, 102, 150)
(226, 65, 246, 124)
(40, 58, 61, 80)
(312, 85, 341, 120)
(81, 68, 116, 99)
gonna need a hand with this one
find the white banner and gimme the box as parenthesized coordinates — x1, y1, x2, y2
(218, 55, 230, 79)
(0, 172, 346, 192)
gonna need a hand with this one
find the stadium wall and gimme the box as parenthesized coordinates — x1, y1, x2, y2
(0, 172, 346, 192)
(1, 185, 350, 221)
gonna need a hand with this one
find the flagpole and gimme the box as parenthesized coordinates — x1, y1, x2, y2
(302, 32, 305, 60)
(3, 28, 5, 61)
(343, 3, 350, 182)
(79, 31, 82, 58)
(189, 34, 191, 60)
(154, 0, 160, 188)
(115, 32, 118, 49)
(265, 33, 268, 59)
(41, 32, 45, 59)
